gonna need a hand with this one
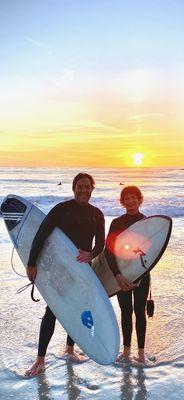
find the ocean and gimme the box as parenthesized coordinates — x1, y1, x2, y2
(0, 167, 184, 400)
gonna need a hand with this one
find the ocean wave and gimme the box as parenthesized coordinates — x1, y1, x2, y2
(99, 205, 184, 218)
(0, 195, 183, 219)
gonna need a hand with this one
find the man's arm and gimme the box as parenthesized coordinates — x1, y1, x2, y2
(26, 204, 60, 280)
(76, 209, 105, 264)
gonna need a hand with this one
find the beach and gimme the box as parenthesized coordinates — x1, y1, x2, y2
(0, 167, 184, 399)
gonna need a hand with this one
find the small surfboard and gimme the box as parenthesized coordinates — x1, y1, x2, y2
(92, 215, 172, 297)
(1, 194, 120, 365)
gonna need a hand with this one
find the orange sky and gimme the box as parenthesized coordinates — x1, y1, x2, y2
(1, 2, 184, 168)
(1, 83, 183, 168)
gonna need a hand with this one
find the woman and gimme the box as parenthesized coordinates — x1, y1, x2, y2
(105, 186, 150, 363)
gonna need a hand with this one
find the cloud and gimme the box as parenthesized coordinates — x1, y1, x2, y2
(25, 37, 53, 57)
(128, 113, 165, 122)
(25, 36, 48, 48)
(62, 69, 75, 82)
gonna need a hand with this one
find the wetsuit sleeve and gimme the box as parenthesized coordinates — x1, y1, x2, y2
(27, 204, 60, 267)
(105, 221, 120, 277)
(92, 210, 105, 258)
(105, 213, 146, 277)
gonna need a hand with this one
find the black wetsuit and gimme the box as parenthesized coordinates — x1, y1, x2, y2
(105, 212, 150, 349)
(28, 199, 105, 356)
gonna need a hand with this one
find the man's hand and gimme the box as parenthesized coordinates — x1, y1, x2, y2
(76, 249, 93, 263)
(116, 273, 138, 292)
(26, 266, 37, 281)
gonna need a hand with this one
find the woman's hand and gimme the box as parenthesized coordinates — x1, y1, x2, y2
(116, 273, 137, 292)
(26, 266, 37, 281)
(76, 249, 93, 263)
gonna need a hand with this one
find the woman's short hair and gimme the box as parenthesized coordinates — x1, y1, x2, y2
(72, 173, 95, 190)
(120, 185, 143, 205)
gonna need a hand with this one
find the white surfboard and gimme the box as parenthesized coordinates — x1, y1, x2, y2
(1, 194, 120, 365)
(92, 216, 172, 297)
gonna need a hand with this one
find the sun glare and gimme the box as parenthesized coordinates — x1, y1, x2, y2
(133, 153, 143, 166)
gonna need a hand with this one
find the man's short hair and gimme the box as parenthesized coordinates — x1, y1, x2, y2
(72, 173, 95, 190)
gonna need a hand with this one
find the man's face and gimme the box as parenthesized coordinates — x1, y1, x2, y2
(73, 177, 93, 205)
(122, 193, 142, 215)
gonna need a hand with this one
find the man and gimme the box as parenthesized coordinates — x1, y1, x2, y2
(26, 173, 105, 376)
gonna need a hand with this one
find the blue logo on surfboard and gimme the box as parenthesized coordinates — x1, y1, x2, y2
(81, 310, 94, 336)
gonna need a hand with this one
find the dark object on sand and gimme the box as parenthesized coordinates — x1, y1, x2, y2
(147, 290, 154, 318)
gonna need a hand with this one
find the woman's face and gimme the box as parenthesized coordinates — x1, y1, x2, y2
(122, 193, 142, 215)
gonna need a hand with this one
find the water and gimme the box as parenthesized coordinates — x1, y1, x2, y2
(0, 167, 184, 399)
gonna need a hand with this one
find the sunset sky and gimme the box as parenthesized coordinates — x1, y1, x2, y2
(0, 0, 184, 167)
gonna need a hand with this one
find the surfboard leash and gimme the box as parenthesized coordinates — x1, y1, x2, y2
(11, 251, 40, 302)
(10, 203, 40, 302)
(16, 280, 40, 302)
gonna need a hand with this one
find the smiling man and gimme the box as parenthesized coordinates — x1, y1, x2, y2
(26, 172, 105, 376)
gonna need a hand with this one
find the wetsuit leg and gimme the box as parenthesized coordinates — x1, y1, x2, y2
(133, 274, 150, 349)
(67, 335, 75, 347)
(117, 290, 133, 347)
(38, 306, 56, 356)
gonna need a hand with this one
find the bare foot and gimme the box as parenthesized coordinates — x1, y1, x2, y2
(25, 357, 45, 376)
(116, 346, 131, 362)
(133, 355, 154, 366)
(61, 349, 88, 363)
(116, 352, 131, 362)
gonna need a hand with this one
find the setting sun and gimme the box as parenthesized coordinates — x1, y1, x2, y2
(133, 153, 144, 166)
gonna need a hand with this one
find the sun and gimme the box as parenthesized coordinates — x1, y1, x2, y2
(133, 153, 144, 166)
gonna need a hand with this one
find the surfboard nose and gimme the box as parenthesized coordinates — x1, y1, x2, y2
(1, 195, 26, 231)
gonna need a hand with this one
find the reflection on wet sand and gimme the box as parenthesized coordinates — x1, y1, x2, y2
(36, 361, 81, 400)
(120, 364, 147, 400)
(66, 362, 81, 400)
(36, 373, 52, 400)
